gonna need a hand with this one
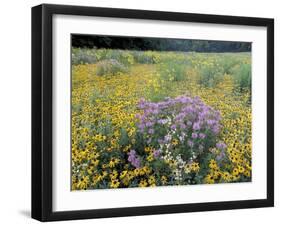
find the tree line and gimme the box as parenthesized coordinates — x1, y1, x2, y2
(72, 35, 251, 52)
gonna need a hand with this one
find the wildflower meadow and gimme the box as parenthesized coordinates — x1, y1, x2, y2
(71, 37, 252, 190)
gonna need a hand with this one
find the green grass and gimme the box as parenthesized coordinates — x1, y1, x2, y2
(96, 59, 128, 76)
(72, 48, 251, 91)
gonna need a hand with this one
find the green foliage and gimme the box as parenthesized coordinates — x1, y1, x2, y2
(218, 55, 240, 74)
(72, 48, 135, 66)
(146, 89, 169, 102)
(231, 63, 251, 91)
(72, 47, 252, 92)
(158, 60, 188, 82)
(151, 159, 172, 175)
(132, 51, 159, 64)
(198, 63, 224, 87)
(98, 49, 135, 66)
(119, 128, 130, 147)
(72, 103, 83, 113)
(145, 62, 187, 102)
(96, 59, 128, 76)
(90, 89, 104, 104)
(72, 35, 251, 52)
(72, 48, 98, 65)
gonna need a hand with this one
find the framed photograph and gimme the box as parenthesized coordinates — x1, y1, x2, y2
(32, 4, 274, 221)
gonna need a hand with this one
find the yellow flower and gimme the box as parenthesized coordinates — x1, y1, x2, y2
(102, 171, 108, 178)
(110, 179, 120, 188)
(222, 172, 231, 182)
(139, 179, 148, 187)
(205, 174, 215, 184)
(232, 168, 239, 176)
(184, 164, 192, 174)
(76, 176, 90, 189)
(161, 176, 168, 185)
(91, 158, 99, 167)
(191, 162, 200, 172)
(145, 147, 152, 153)
(102, 163, 108, 169)
(148, 175, 156, 185)
(128, 127, 135, 137)
(108, 158, 120, 168)
(92, 174, 102, 185)
(238, 165, 245, 173)
(209, 159, 218, 170)
(110, 170, 118, 180)
(244, 170, 251, 177)
(120, 170, 128, 179)
(212, 169, 220, 179)
(172, 139, 179, 146)
(134, 168, 140, 176)
(143, 166, 151, 174)
(146, 154, 154, 162)
(127, 171, 135, 180)
(139, 168, 146, 176)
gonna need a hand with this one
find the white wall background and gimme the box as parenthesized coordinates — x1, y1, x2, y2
(0, 0, 279, 225)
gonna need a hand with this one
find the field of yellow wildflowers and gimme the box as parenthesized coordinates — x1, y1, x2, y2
(71, 49, 252, 190)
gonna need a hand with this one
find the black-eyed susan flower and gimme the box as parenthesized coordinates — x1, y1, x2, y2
(110, 179, 120, 188)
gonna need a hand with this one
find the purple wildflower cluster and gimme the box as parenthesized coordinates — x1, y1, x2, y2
(128, 150, 141, 168)
(135, 96, 225, 159)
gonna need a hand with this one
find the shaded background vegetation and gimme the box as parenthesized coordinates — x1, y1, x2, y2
(72, 35, 251, 52)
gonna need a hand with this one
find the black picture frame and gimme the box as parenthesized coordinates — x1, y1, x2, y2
(32, 3, 274, 222)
